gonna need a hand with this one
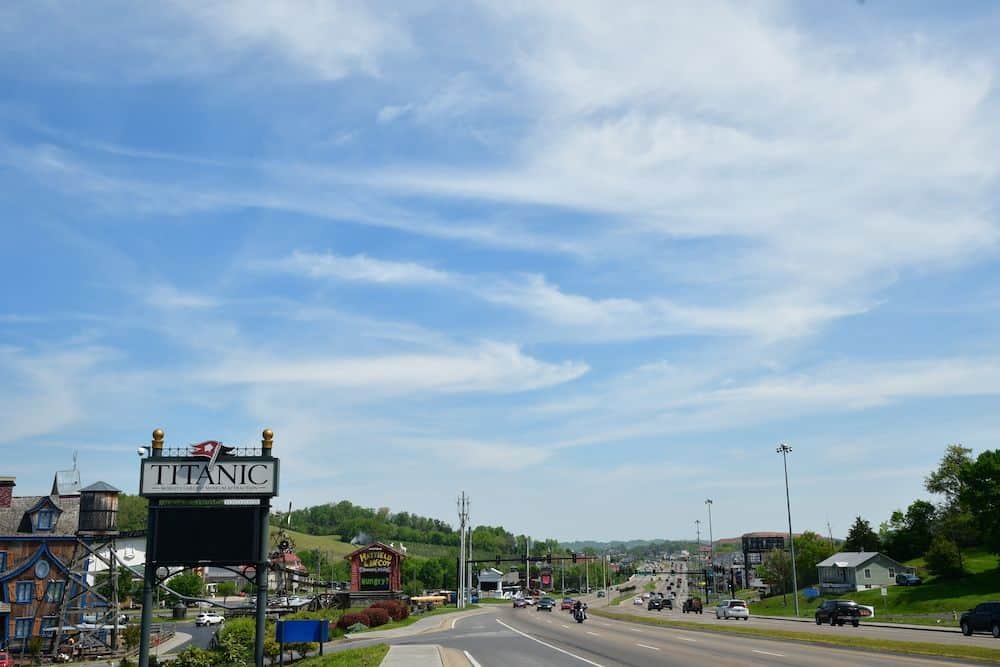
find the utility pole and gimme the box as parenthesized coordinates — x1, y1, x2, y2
(525, 536, 530, 594)
(705, 499, 714, 601)
(777, 443, 800, 617)
(457, 492, 469, 609)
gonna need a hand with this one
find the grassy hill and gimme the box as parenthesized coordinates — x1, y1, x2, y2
(277, 529, 457, 560)
(750, 549, 1000, 625)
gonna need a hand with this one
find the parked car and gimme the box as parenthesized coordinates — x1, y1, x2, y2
(633, 597, 643, 606)
(815, 600, 862, 627)
(647, 598, 662, 611)
(537, 597, 555, 612)
(960, 601, 1000, 638)
(0, 650, 11, 667)
(513, 598, 528, 608)
(715, 599, 749, 621)
(195, 612, 225, 626)
(596, 590, 606, 598)
(682, 597, 703, 614)
(895, 573, 922, 586)
(561, 598, 575, 610)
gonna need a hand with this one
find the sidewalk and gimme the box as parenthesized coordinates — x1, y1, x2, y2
(380, 645, 444, 667)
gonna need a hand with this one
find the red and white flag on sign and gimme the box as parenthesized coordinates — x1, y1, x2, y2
(189, 440, 235, 465)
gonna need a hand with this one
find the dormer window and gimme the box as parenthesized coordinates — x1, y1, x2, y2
(37, 509, 55, 530)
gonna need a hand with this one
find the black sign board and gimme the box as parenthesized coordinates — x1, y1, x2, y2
(360, 574, 390, 591)
(152, 505, 263, 565)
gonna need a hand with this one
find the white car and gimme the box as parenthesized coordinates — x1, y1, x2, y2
(195, 612, 225, 626)
(715, 600, 749, 621)
(633, 597, 643, 606)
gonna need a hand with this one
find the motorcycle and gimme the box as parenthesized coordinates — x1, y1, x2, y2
(573, 605, 587, 623)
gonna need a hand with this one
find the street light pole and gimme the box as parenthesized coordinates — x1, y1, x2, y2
(706, 499, 714, 601)
(777, 443, 800, 617)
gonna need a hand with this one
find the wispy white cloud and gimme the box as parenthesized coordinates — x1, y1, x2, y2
(268, 251, 451, 285)
(144, 285, 219, 310)
(197, 341, 588, 395)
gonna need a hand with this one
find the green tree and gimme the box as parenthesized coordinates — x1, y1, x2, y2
(925, 535, 964, 578)
(117, 494, 149, 531)
(843, 516, 880, 553)
(168, 572, 204, 600)
(925, 444, 977, 568)
(758, 549, 793, 598)
(216, 581, 237, 602)
(958, 449, 1000, 557)
(792, 531, 836, 587)
(881, 500, 937, 562)
(123, 624, 141, 654)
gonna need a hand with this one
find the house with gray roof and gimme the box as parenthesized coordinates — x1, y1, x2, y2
(816, 551, 913, 593)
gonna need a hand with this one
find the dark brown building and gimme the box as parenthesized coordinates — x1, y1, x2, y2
(0, 473, 83, 652)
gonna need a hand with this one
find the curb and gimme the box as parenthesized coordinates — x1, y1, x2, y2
(753, 614, 961, 634)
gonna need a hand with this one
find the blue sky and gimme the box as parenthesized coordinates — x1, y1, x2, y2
(2, 1, 1000, 542)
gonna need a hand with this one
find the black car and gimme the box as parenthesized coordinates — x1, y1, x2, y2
(815, 600, 862, 627)
(536, 597, 555, 612)
(662, 597, 673, 610)
(895, 573, 922, 586)
(960, 601, 1000, 638)
(647, 598, 662, 611)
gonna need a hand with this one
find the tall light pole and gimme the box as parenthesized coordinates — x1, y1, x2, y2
(705, 499, 714, 601)
(777, 443, 800, 617)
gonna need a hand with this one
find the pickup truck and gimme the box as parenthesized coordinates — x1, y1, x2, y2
(815, 600, 862, 627)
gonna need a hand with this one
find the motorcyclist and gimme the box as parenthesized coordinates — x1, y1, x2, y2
(573, 599, 587, 620)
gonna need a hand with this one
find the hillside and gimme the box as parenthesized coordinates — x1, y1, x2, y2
(277, 528, 457, 560)
(751, 549, 1000, 624)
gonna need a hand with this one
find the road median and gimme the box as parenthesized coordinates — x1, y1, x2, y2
(589, 608, 1000, 664)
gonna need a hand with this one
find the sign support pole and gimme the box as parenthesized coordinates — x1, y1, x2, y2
(255, 429, 274, 667)
(139, 429, 163, 667)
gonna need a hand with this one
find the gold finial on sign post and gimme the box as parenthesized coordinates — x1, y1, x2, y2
(262, 428, 273, 455)
(152, 429, 164, 456)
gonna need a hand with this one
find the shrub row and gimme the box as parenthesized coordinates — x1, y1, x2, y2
(334, 600, 409, 630)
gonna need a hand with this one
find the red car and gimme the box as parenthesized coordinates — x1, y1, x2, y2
(560, 598, 575, 610)
(0, 650, 12, 667)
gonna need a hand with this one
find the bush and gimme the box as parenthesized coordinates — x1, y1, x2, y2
(371, 600, 408, 621)
(364, 608, 390, 627)
(172, 647, 217, 667)
(337, 612, 371, 630)
(925, 535, 964, 578)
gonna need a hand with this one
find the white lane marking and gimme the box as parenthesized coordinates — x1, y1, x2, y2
(561, 624, 570, 628)
(586, 631, 599, 636)
(496, 619, 606, 667)
(464, 650, 485, 667)
(752, 649, 785, 657)
(636, 644, 660, 651)
(629, 627, 642, 632)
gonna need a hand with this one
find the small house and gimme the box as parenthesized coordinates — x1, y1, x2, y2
(816, 552, 913, 593)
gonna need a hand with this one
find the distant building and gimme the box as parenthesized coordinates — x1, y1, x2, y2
(741, 532, 788, 569)
(477, 568, 504, 596)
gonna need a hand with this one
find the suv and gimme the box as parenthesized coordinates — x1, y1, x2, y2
(815, 600, 861, 627)
(960, 602, 1000, 638)
(647, 597, 662, 611)
(895, 573, 922, 586)
(715, 599, 749, 621)
(682, 597, 703, 614)
(195, 612, 225, 626)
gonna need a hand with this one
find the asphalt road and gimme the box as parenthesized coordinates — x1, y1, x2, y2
(380, 605, 983, 666)
(172, 621, 219, 652)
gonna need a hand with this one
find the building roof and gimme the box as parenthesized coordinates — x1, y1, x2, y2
(741, 532, 790, 538)
(52, 468, 81, 496)
(816, 551, 904, 569)
(79, 481, 120, 493)
(343, 541, 407, 560)
(0, 494, 80, 535)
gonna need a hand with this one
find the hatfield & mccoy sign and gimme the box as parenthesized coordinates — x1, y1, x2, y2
(140, 438, 279, 498)
(346, 543, 405, 592)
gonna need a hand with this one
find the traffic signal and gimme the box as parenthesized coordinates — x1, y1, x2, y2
(572, 553, 578, 563)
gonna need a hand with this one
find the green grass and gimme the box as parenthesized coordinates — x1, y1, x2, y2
(590, 608, 1000, 664)
(280, 529, 456, 560)
(751, 549, 1000, 624)
(296, 643, 389, 667)
(355, 605, 477, 633)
